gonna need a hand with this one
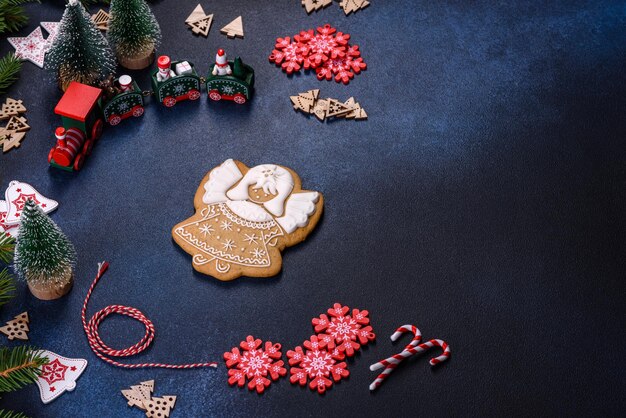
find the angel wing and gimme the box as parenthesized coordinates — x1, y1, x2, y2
(276, 192, 320, 234)
(202, 159, 243, 204)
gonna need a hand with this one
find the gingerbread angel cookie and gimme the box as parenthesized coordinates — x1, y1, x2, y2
(172, 159, 323, 281)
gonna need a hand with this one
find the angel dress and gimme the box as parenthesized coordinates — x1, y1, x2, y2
(172, 159, 323, 281)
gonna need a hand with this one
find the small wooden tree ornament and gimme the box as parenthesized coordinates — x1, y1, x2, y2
(5, 115, 30, 132)
(122, 380, 154, 410)
(0, 312, 29, 340)
(290, 89, 319, 113)
(188, 15, 213, 36)
(301, 0, 332, 14)
(326, 98, 353, 118)
(91, 9, 110, 30)
(220, 16, 244, 39)
(143, 395, 176, 418)
(2, 131, 26, 153)
(313, 98, 329, 121)
(0, 98, 27, 120)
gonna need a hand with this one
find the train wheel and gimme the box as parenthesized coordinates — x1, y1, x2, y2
(48, 148, 55, 163)
(92, 119, 104, 141)
(132, 106, 144, 117)
(109, 115, 122, 126)
(73, 154, 84, 171)
(233, 94, 247, 105)
(209, 90, 221, 101)
(163, 96, 176, 107)
(189, 90, 201, 101)
(84, 140, 94, 156)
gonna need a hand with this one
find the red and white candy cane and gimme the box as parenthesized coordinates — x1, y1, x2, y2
(370, 324, 423, 372)
(81, 262, 218, 369)
(369, 324, 451, 391)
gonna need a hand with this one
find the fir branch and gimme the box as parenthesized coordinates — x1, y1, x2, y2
(0, 410, 29, 418)
(0, 346, 48, 393)
(0, 234, 15, 264)
(0, 269, 15, 307)
(0, 54, 21, 95)
(0, 0, 40, 34)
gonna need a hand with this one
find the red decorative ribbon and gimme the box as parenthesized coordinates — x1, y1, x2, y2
(81, 262, 218, 369)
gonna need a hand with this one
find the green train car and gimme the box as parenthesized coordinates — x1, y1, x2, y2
(151, 61, 202, 107)
(102, 79, 145, 125)
(206, 58, 254, 105)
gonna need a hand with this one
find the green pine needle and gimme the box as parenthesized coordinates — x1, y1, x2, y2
(0, 53, 21, 95)
(0, 269, 15, 307)
(0, 409, 29, 418)
(0, 234, 15, 264)
(0, 346, 48, 393)
(0, 0, 40, 34)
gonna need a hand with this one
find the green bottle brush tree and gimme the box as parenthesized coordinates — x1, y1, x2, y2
(44, 0, 115, 91)
(108, 0, 161, 69)
(14, 199, 77, 300)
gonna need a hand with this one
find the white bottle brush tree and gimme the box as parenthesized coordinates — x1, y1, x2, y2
(108, 0, 161, 68)
(14, 199, 76, 299)
(45, 0, 115, 90)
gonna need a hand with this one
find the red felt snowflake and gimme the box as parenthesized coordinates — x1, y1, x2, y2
(287, 335, 349, 394)
(313, 303, 375, 357)
(224, 335, 286, 394)
(268, 24, 366, 83)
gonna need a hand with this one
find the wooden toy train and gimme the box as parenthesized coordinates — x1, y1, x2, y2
(49, 52, 254, 172)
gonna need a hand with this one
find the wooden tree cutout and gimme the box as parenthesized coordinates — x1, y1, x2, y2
(339, 0, 370, 15)
(121, 380, 154, 410)
(2, 131, 26, 153)
(290, 89, 319, 113)
(91, 9, 110, 31)
(0, 98, 27, 120)
(143, 395, 176, 418)
(326, 98, 353, 118)
(186, 4, 205, 23)
(301, 0, 333, 14)
(189, 15, 213, 37)
(5, 115, 30, 132)
(220, 16, 243, 38)
(0, 312, 29, 341)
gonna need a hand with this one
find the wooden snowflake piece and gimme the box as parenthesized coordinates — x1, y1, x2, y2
(0, 312, 29, 340)
(287, 335, 350, 394)
(223, 336, 286, 394)
(121, 380, 154, 410)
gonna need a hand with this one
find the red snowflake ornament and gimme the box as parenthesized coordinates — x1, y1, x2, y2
(287, 335, 349, 394)
(313, 303, 375, 357)
(268, 24, 366, 83)
(224, 336, 286, 394)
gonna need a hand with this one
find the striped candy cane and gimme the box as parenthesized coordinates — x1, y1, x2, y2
(81, 262, 218, 369)
(369, 324, 450, 391)
(370, 324, 422, 372)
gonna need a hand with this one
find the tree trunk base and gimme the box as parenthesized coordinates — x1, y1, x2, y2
(118, 49, 155, 70)
(28, 275, 74, 301)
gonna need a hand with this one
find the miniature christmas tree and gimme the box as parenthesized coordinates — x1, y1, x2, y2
(14, 199, 77, 300)
(108, 0, 161, 69)
(0, 346, 48, 393)
(44, 0, 115, 91)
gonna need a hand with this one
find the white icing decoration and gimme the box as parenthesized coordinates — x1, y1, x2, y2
(226, 200, 273, 222)
(203, 159, 243, 204)
(226, 165, 294, 217)
(276, 192, 320, 233)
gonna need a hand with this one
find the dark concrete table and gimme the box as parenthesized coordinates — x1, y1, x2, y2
(1, 0, 624, 416)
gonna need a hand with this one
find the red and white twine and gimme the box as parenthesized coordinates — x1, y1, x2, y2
(369, 324, 450, 391)
(81, 262, 218, 369)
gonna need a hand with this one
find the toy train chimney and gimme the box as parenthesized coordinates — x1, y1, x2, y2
(55, 127, 66, 148)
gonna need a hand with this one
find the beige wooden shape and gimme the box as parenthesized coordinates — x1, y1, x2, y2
(186, 4, 206, 23)
(220, 16, 244, 38)
(188, 14, 213, 36)
(2, 131, 25, 153)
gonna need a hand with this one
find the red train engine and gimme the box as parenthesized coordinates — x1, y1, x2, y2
(49, 81, 104, 171)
